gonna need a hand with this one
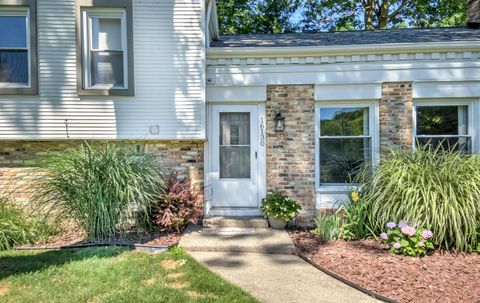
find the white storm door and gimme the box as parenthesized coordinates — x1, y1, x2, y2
(211, 105, 259, 208)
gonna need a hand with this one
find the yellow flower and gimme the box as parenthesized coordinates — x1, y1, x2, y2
(351, 191, 360, 202)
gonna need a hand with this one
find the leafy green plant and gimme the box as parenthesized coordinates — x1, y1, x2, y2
(312, 213, 341, 241)
(338, 190, 371, 241)
(357, 146, 480, 251)
(33, 141, 165, 240)
(380, 220, 434, 257)
(0, 193, 55, 250)
(151, 174, 202, 231)
(260, 191, 301, 221)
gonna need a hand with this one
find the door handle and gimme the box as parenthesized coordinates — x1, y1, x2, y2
(255, 151, 258, 159)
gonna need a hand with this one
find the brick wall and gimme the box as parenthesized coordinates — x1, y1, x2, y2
(0, 140, 204, 203)
(266, 85, 316, 225)
(379, 82, 414, 156)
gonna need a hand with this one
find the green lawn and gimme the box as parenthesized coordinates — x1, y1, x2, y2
(0, 247, 259, 303)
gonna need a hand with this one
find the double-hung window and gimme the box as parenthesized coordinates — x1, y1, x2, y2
(82, 9, 127, 89)
(318, 105, 375, 185)
(0, 1, 37, 94)
(414, 103, 472, 152)
(77, 0, 133, 96)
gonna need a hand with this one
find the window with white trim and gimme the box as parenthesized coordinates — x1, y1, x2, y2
(318, 105, 374, 185)
(0, 8, 29, 86)
(81, 8, 128, 89)
(414, 104, 471, 152)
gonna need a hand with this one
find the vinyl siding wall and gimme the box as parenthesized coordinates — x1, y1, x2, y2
(0, 0, 205, 140)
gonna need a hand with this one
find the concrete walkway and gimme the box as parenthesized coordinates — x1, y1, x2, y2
(191, 251, 378, 303)
(180, 224, 378, 303)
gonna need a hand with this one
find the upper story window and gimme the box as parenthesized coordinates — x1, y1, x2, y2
(317, 103, 378, 186)
(77, 0, 134, 96)
(0, 1, 37, 95)
(414, 103, 472, 152)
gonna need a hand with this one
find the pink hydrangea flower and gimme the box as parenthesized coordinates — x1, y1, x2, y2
(418, 241, 425, 248)
(393, 242, 401, 249)
(386, 222, 396, 229)
(401, 226, 416, 237)
(422, 230, 433, 239)
(398, 220, 409, 229)
(380, 232, 388, 240)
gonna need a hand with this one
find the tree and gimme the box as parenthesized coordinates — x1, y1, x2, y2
(216, 0, 302, 34)
(301, 0, 467, 31)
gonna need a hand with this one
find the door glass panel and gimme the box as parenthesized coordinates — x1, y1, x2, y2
(219, 113, 250, 179)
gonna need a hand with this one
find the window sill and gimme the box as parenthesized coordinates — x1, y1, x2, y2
(316, 185, 357, 193)
(0, 86, 38, 95)
(77, 87, 134, 97)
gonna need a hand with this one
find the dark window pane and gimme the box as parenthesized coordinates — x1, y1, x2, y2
(320, 107, 369, 136)
(91, 51, 124, 86)
(416, 137, 471, 153)
(0, 16, 27, 48)
(0, 51, 28, 84)
(320, 138, 371, 184)
(220, 146, 250, 179)
(417, 106, 468, 135)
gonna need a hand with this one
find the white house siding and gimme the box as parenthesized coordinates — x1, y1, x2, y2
(0, 0, 205, 140)
(206, 45, 480, 211)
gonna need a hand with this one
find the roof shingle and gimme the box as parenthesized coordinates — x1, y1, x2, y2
(211, 27, 480, 48)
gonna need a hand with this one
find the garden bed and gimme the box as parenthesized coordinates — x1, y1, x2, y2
(15, 223, 183, 249)
(289, 229, 480, 303)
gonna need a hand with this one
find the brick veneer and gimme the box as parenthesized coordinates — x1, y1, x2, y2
(0, 140, 204, 203)
(379, 82, 414, 156)
(266, 85, 316, 225)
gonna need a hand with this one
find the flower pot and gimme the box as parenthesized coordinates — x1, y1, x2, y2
(268, 216, 287, 229)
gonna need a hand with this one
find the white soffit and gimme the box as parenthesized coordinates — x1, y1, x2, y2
(413, 82, 480, 98)
(315, 84, 381, 101)
(206, 85, 267, 102)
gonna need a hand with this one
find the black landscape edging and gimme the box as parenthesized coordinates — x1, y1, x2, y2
(297, 252, 399, 303)
(14, 242, 176, 253)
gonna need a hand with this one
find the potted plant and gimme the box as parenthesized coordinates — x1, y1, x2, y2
(260, 191, 302, 229)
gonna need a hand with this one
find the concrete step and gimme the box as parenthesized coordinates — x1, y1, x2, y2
(179, 225, 296, 254)
(203, 216, 269, 229)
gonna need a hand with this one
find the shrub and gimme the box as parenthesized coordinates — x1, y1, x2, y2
(151, 174, 202, 231)
(358, 146, 480, 251)
(312, 213, 341, 241)
(338, 190, 371, 241)
(34, 141, 165, 240)
(0, 193, 56, 250)
(380, 220, 434, 257)
(260, 191, 301, 221)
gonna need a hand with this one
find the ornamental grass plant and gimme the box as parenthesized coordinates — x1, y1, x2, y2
(33, 141, 165, 240)
(357, 145, 480, 251)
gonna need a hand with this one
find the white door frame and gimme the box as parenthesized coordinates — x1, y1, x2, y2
(204, 102, 266, 217)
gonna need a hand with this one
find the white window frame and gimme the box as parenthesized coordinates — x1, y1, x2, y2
(315, 101, 380, 192)
(413, 99, 475, 153)
(81, 8, 128, 90)
(0, 7, 31, 88)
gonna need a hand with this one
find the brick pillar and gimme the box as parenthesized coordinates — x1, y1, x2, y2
(468, 0, 480, 28)
(266, 85, 316, 225)
(379, 82, 413, 156)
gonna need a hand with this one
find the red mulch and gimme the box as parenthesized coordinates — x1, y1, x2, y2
(289, 229, 480, 303)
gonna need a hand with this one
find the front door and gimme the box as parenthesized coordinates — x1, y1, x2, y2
(210, 105, 260, 215)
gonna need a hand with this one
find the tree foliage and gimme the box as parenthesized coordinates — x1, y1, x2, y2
(216, 0, 468, 34)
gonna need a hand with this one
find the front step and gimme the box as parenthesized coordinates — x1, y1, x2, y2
(203, 216, 268, 229)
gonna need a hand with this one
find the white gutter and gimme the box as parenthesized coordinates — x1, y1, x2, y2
(207, 41, 480, 58)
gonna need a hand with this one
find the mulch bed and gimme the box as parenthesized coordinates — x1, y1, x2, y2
(17, 223, 183, 249)
(289, 229, 480, 303)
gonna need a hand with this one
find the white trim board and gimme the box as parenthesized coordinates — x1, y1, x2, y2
(207, 42, 480, 58)
(206, 85, 267, 102)
(315, 84, 381, 101)
(413, 82, 480, 98)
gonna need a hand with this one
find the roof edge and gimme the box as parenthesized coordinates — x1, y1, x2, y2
(207, 41, 480, 58)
